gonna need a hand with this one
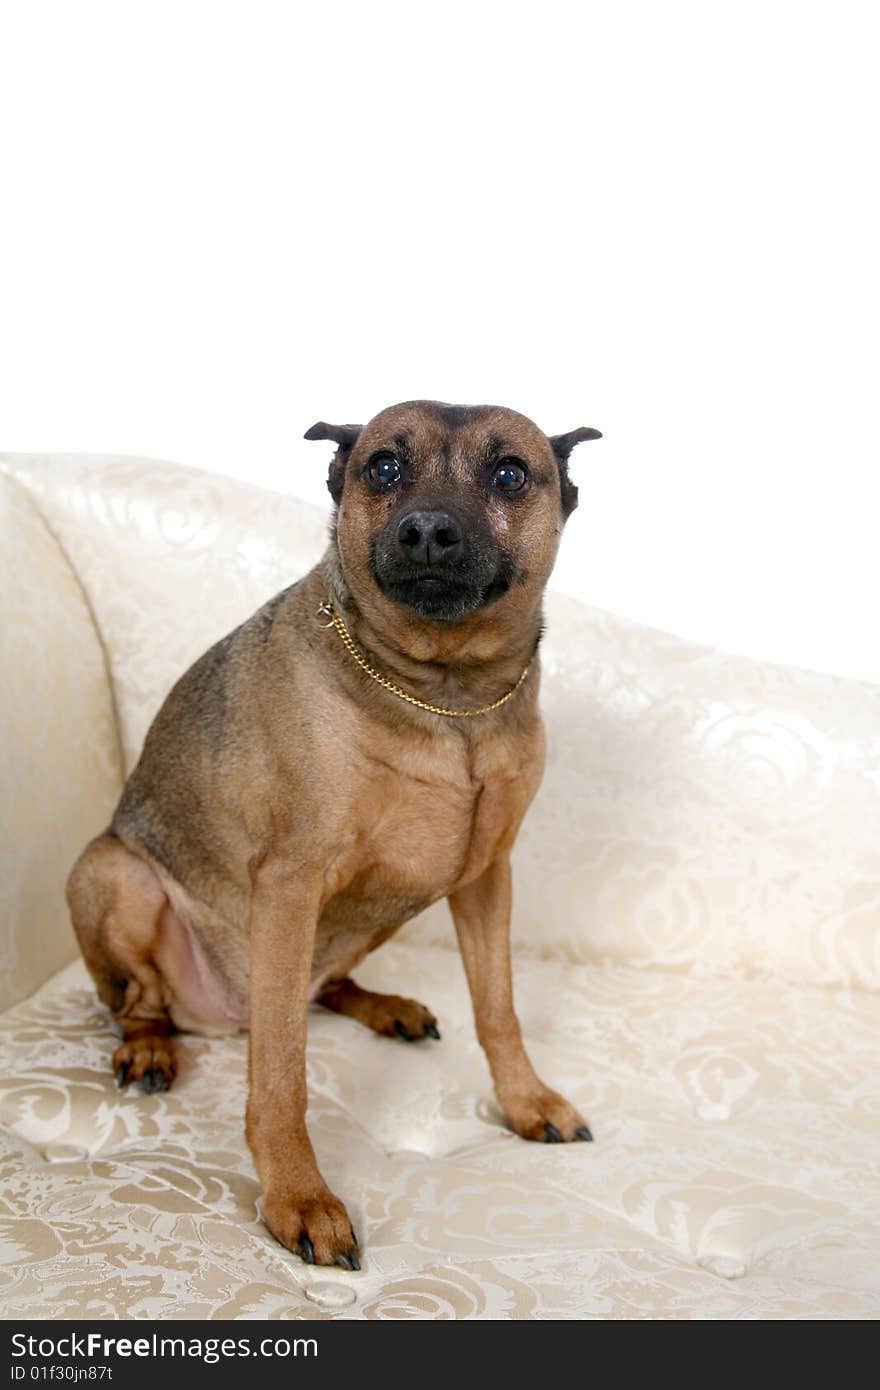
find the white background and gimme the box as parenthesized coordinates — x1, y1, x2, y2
(1, 1, 877, 681)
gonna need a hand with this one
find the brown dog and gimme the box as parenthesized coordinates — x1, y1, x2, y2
(66, 400, 601, 1268)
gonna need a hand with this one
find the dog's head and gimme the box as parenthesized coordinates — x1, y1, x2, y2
(306, 401, 600, 627)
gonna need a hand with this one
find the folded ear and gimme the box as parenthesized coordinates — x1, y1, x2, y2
(304, 421, 362, 449)
(304, 420, 363, 503)
(547, 426, 602, 518)
(549, 426, 602, 458)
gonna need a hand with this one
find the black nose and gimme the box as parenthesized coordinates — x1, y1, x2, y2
(396, 510, 463, 566)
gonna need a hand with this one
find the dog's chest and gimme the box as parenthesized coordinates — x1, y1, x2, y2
(326, 728, 535, 911)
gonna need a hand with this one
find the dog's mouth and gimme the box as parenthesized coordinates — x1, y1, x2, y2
(370, 552, 514, 623)
(380, 571, 485, 621)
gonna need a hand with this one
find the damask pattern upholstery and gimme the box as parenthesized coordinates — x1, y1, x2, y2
(1, 452, 878, 1319)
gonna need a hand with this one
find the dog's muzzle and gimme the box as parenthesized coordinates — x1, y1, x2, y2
(371, 504, 513, 622)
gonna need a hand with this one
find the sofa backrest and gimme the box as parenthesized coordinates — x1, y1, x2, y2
(3, 453, 878, 993)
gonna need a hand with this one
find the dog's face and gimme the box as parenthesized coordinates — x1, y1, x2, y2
(306, 401, 600, 627)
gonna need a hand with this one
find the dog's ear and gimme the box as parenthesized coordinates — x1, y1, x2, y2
(547, 427, 602, 518)
(304, 421, 363, 504)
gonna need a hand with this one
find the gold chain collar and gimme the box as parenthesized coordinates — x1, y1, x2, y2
(316, 600, 531, 718)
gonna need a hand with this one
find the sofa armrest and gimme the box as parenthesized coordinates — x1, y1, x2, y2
(0, 473, 123, 1008)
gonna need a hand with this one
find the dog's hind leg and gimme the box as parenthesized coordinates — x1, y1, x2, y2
(317, 976, 440, 1042)
(67, 833, 178, 1092)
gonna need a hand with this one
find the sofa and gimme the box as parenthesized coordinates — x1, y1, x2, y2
(1, 452, 878, 1320)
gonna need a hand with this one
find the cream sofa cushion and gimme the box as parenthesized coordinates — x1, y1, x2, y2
(0, 472, 122, 1011)
(1, 947, 878, 1319)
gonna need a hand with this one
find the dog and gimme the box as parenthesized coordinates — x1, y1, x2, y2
(66, 400, 602, 1269)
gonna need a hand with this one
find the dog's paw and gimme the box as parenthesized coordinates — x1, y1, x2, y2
(262, 1188, 361, 1269)
(113, 1035, 177, 1094)
(319, 981, 441, 1042)
(359, 992, 440, 1042)
(504, 1086, 593, 1144)
(385, 996, 440, 1042)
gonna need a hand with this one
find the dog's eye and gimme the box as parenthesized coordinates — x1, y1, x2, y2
(366, 453, 401, 489)
(493, 459, 528, 493)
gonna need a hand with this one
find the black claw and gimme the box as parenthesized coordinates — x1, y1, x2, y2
(299, 1236, 315, 1265)
(350, 1229, 359, 1248)
(575, 1125, 594, 1142)
(544, 1123, 563, 1143)
(394, 1020, 414, 1042)
(140, 1071, 155, 1094)
(153, 1071, 168, 1093)
(424, 1023, 441, 1039)
(335, 1252, 354, 1270)
(347, 1248, 361, 1271)
(115, 1064, 129, 1088)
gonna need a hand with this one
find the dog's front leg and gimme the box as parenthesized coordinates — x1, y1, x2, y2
(449, 856, 593, 1144)
(246, 858, 360, 1268)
